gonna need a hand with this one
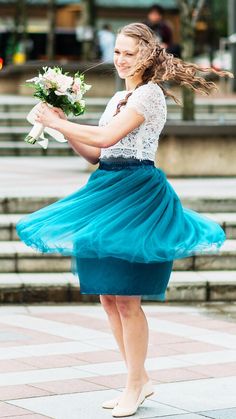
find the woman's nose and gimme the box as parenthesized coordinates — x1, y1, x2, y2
(117, 55, 126, 65)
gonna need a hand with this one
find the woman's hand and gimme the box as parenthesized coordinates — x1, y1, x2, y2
(52, 107, 68, 120)
(35, 103, 67, 128)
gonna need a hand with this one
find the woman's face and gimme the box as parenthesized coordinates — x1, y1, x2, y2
(114, 34, 141, 79)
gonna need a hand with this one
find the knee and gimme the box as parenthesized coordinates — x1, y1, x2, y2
(99, 295, 117, 315)
(115, 296, 141, 318)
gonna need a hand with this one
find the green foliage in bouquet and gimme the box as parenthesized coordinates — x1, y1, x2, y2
(26, 67, 91, 117)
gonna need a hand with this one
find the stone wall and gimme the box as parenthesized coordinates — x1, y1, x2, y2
(157, 123, 236, 176)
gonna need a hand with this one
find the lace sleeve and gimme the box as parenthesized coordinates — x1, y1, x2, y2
(126, 83, 166, 121)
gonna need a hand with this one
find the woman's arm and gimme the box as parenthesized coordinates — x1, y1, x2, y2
(36, 103, 145, 150)
(66, 138, 101, 165)
(48, 107, 101, 165)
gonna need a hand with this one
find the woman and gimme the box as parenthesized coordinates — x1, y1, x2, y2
(16, 23, 230, 417)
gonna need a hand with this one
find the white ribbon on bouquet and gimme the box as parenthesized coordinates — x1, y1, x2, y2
(26, 102, 68, 149)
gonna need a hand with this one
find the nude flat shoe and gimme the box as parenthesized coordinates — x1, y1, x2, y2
(111, 380, 151, 417)
(101, 379, 154, 410)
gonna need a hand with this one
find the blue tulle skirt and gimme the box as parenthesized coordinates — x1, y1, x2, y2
(16, 156, 226, 299)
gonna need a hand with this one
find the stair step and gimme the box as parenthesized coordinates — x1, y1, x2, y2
(1, 95, 236, 112)
(1, 157, 236, 213)
(0, 141, 75, 156)
(0, 113, 102, 128)
(0, 213, 235, 241)
(0, 120, 98, 140)
(1, 195, 236, 214)
(0, 97, 109, 113)
(0, 112, 235, 126)
(0, 111, 102, 119)
(0, 240, 235, 273)
(0, 271, 235, 303)
(1, 121, 236, 140)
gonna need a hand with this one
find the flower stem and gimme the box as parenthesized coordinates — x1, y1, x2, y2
(24, 122, 44, 145)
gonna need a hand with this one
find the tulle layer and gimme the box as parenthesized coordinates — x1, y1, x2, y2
(16, 158, 226, 264)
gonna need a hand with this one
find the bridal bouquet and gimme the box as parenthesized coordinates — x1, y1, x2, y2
(25, 67, 91, 149)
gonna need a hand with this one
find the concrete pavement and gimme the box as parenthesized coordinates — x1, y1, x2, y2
(0, 302, 236, 418)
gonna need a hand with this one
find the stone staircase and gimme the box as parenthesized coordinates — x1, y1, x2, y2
(0, 95, 236, 157)
(0, 96, 106, 157)
(0, 156, 236, 303)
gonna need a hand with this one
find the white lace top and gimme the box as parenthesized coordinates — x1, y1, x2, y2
(99, 81, 167, 161)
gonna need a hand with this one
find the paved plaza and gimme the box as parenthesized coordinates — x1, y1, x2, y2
(0, 302, 236, 418)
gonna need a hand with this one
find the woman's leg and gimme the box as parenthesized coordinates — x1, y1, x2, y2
(115, 295, 149, 406)
(99, 295, 150, 382)
(99, 294, 127, 362)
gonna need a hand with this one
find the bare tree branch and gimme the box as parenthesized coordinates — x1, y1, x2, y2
(192, 0, 206, 26)
(177, 0, 191, 19)
(178, 0, 206, 27)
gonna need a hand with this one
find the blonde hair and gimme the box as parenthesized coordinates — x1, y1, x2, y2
(114, 22, 233, 113)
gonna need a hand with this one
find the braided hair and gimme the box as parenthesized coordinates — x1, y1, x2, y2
(113, 81, 144, 116)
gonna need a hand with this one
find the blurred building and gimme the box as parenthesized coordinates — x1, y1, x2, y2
(0, 0, 179, 62)
(0, 0, 83, 61)
(0, 0, 226, 63)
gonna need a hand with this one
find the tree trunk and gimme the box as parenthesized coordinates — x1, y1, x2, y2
(181, 36, 195, 120)
(47, 0, 56, 61)
(13, 0, 27, 51)
(80, 0, 96, 60)
(178, 0, 195, 120)
(228, 0, 236, 92)
(178, 0, 206, 120)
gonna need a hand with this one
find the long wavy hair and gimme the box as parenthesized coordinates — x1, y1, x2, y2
(114, 22, 233, 114)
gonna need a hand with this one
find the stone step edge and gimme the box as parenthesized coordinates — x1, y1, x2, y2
(0, 272, 235, 303)
(1, 213, 235, 241)
(1, 199, 236, 216)
(0, 96, 235, 105)
(0, 239, 235, 256)
(0, 113, 236, 121)
(0, 212, 236, 227)
(0, 112, 101, 118)
(0, 141, 72, 148)
(0, 271, 235, 286)
(1, 212, 235, 225)
(0, 240, 235, 274)
(1, 122, 236, 136)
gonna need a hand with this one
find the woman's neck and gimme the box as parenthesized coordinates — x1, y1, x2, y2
(125, 77, 143, 92)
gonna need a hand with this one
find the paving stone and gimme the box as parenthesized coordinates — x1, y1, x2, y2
(148, 415, 206, 419)
(198, 407, 236, 418)
(149, 376, 236, 411)
(7, 415, 51, 419)
(0, 402, 33, 417)
(9, 390, 187, 419)
(0, 384, 52, 402)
